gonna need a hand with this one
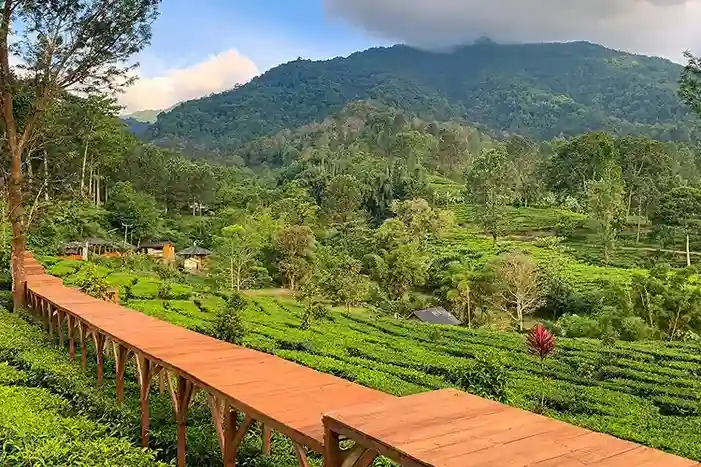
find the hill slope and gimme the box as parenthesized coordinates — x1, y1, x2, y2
(149, 41, 697, 152)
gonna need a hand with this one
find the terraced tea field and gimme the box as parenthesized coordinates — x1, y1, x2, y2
(42, 258, 701, 461)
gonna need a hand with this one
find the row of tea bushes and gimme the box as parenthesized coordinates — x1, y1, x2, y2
(0, 309, 312, 466)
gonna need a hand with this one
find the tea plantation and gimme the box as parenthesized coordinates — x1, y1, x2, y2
(37, 257, 701, 462)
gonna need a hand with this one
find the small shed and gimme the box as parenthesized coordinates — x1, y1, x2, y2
(136, 241, 176, 263)
(60, 238, 125, 260)
(411, 307, 461, 326)
(178, 245, 212, 272)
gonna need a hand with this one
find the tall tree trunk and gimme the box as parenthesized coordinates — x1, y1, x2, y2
(686, 233, 691, 267)
(80, 129, 91, 194)
(88, 159, 94, 200)
(626, 189, 633, 218)
(95, 172, 100, 206)
(636, 204, 642, 244)
(8, 146, 25, 310)
(1, 0, 27, 311)
(43, 150, 49, 201)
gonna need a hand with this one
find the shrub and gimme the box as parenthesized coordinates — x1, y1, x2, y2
(209, 293, 246, 344)
(48, 259, 83, 277)
(69, 263, 112, 299)
(620, 317, 652, 342)
(0, 290, 12, 311)
(129, 278, 162, 299)
(167, 283, 193, 300)
(0, 386, 166, 466)
(558, 314, 601, 338)
(450, 353, 509, 402)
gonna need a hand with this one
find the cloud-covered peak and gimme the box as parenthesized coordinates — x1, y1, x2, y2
(324, 0, 701, 61)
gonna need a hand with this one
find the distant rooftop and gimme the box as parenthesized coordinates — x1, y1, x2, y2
(412, 307, 461, 325)
(178, 245, 212, 257)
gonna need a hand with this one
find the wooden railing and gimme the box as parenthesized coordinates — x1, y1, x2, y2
(20, 252, 701, 467)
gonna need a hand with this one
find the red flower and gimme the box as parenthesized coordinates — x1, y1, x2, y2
(527, 324, 556, 359)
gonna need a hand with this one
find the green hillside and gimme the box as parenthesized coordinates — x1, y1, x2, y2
(149, 41, 698, 153)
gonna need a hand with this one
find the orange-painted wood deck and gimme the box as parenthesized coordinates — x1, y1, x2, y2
(323, 389, 701, 467)
(19, 253, 701, 467)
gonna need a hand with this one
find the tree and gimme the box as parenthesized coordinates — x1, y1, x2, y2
(680, 50, 701, 118)
(487, 252, 546, 331)
(275, 225, 315, 291)
(548, 133, 619, 201)
(389, 198, 454, 242)
(632, 266, 701, 340)
(210, 293, 246, 344)
(465, 146, 514, 246)
(316, 246, 370, 312)
(297, 277, 329, 330)
(585, 163, 626, 264)
(615, 136, 673, 241)
(444, 261, 479, 328)
(651, 186, 701, 266)
(504, 135, 545, 207)
(105, 182, 161, 243)
(212, 224, 263, 292)
(0, 0, 161, 308)
(322, 174, 363, 224)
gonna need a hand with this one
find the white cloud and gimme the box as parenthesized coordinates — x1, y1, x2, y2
(118, 48, 259, 114)
(324, 0, 701, 61)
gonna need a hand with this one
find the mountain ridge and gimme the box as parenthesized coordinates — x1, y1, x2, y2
(147, 41, 697, 153)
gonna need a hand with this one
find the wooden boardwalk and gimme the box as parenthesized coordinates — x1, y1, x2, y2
(20, 253, 701, 467)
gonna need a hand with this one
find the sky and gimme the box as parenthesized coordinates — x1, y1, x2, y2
(119, 0, 701, 114)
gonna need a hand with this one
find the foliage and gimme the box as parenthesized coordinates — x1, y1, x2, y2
(680, 50, 701, 118)
(106, 182, 163, 242)
(275, 225, 315, 292)
(631, 266, 701, 340)
(585, 162, 626, 264)
(527, 324, 556, 411)
(210, 294, 246, 344)
(485, 252, 547, 331)
(465, 146, 514, 245)
(69, 263, 112, 299)
(450, 353, 509, 403)
(149, 41, 699, 152)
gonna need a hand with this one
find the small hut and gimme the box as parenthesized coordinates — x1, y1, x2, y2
(60, 237, 125, 260)
(178, 245, 213, 272)
(411, 307, 461, 326)
(136, 241, 176, 263)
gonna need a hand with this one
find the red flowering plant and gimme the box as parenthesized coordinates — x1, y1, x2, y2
(527, 324, 556, 412)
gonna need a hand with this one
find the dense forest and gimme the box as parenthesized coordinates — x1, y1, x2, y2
(147, 41, 700, 155)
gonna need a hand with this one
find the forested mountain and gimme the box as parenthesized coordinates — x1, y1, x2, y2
(149, 41, 698, 154)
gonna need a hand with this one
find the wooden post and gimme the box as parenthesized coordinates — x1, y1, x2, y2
(56, 309, 65, 347)
(135, 354, 161, 447)
(47, 304, 55, 336)
(262, 424, 271, 456)
(294, 444, 310, 467)
(78, 322, 88, 371)
(112, 342, 130, 404)
(67, 315, 75, 360)
(209, 395, 249, 467)
(324, 426, 343, 467)
(41, 300, 49, 332)
(166, 373, 198, 467)
(92, 331, 106, 386)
